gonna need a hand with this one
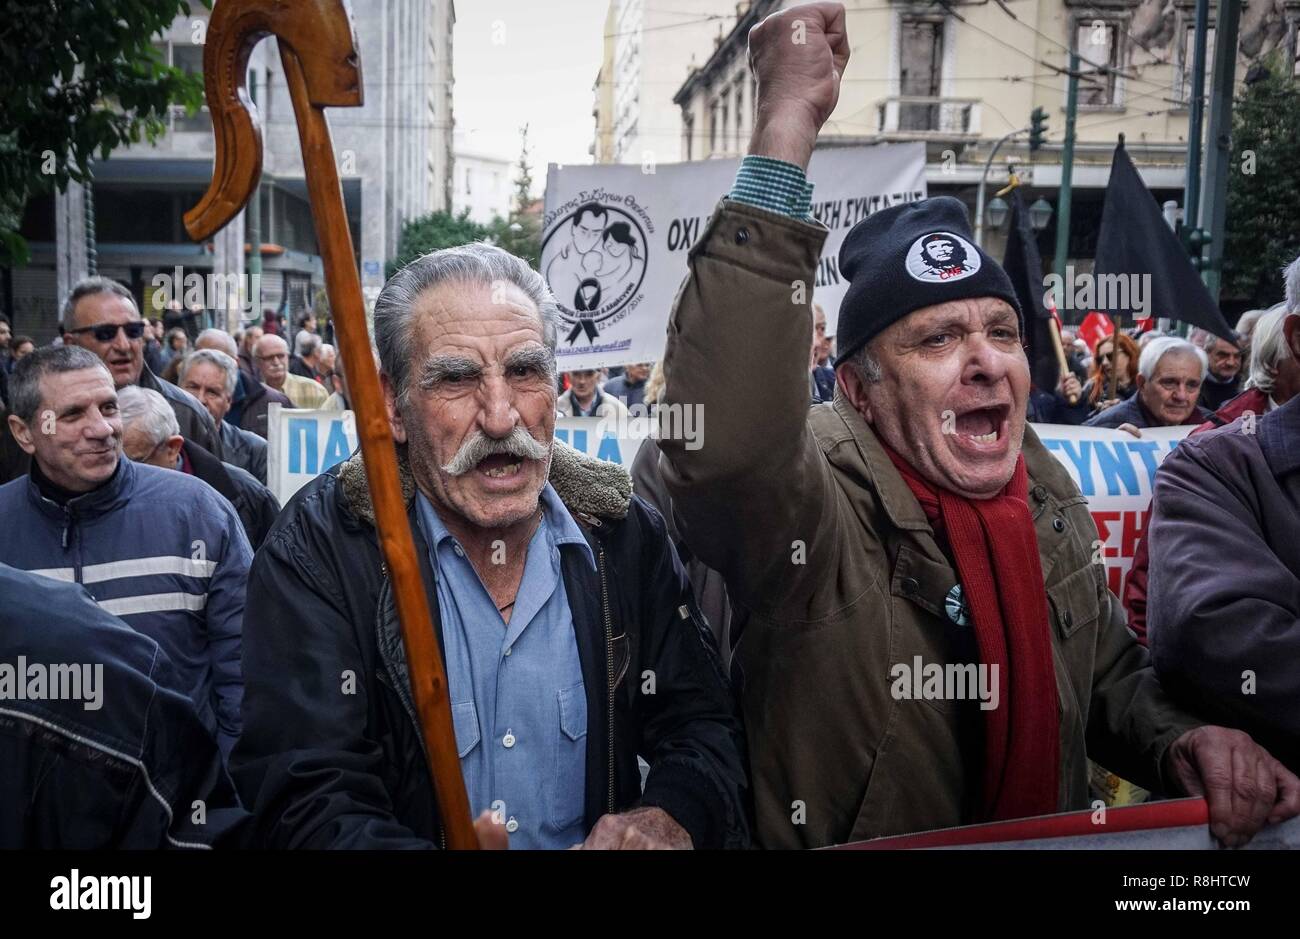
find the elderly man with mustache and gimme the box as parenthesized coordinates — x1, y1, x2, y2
(231, 244, 747, 850)
(656, 1, 1300, 849)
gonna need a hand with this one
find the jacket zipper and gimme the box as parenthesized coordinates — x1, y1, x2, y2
(597, 545, 615, 816)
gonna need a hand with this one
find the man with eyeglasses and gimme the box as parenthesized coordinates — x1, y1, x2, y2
(61, 277, 224, 459)
(253, 333, 328, 409)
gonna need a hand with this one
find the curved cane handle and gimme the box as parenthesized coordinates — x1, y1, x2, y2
(184, 0, 362, 241)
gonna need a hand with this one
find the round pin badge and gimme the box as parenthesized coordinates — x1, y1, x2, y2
(944, 583, 971, 626)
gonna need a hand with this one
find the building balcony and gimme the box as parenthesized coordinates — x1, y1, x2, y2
(876, 96, 981, 139)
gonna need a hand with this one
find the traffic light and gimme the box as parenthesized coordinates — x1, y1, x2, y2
(1185, 227, 1212, 270)
(1029, 107, 1049, 152)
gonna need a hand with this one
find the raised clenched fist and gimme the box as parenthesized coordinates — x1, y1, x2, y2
(747, 2, 850, 170)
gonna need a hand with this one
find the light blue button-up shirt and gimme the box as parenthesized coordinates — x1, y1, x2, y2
(415, 483, 594, 849)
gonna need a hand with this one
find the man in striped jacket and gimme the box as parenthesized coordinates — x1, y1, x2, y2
(0, 346, 251, 758)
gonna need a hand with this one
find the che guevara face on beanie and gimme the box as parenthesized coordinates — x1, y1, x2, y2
(833, 196, 1022, 367)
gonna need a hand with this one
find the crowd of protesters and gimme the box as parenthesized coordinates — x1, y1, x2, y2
(2, 1, 1299, 855)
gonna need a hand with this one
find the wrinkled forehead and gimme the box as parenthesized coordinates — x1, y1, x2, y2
(411, 280, 546, 359)
(42, 366, 116, 410)
(187, 360, 228, 387)
(1153, 350, 1203, 378)
(895, 296, 1018, 336)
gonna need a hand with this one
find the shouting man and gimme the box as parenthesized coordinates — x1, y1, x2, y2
(656, 1, 1299, 849)
(232, 243, 747, 849)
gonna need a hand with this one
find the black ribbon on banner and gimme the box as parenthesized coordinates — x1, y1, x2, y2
(566, 317, 599, 345)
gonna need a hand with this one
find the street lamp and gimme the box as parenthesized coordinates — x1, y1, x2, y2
(985, 196, 1009, 230)
(1029, 198, 1053, 232)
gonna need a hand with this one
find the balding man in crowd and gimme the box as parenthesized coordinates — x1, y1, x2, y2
(656, 1, 1299, 849)
(1192, 328, 1244, 412)
(254, 333, 328, 410)
(199, 328, 291, 440)
(183, 339, 269, 482)
(61, 276, 223, 458)
(118, 386, 279, 549)
(290, 332, 324, 381)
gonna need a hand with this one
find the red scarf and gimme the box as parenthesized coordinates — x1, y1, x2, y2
(883, 443, 1059, 822)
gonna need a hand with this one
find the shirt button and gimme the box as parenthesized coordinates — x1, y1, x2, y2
(1052, 517, 1066, 533)
(503, 646, 512, 657)
(901, 577, 920, 594)
(502, 731, 516, 748)
(452, 543, 464, 557)
(505, 817, 519, 833)
(734, 226, 750, 245)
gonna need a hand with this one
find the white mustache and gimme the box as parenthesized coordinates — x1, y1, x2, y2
(441, 427, 550, 476)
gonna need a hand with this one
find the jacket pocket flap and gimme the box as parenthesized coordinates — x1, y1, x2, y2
(1046, 564, 1101, 639)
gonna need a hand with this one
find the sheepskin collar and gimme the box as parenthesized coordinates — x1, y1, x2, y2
(338, 440, 632, 528)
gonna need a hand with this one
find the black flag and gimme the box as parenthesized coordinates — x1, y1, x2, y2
(1003, 188, 1059, 393)
(1092, 138, 1235, 340)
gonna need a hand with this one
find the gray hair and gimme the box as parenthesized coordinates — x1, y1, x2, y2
(1139, 336, 1208, 381)
(847, 343, 883, 384)
(1284, 254, 1300, 315)
(1244, 306, 1291, 394)
(8, 345, 111, 424)
(61, 276, 136, 331)
(1190, 327, 1240, 353)
(196, 327, 239, 358)
(297, 332, 322, 358)
(374, 242, 559, 406)
(116, 385, 179, 449)
(1235, 308, 1269, 340)
(179, 348, 238, 396)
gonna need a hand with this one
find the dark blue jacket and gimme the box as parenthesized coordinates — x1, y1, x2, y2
(0, 457, 252, 758)
(1085, 394, 1209, 429)
(0, 564, 245, 848)
(231, 444, 749, 849)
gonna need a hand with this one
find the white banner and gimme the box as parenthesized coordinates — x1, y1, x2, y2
(540, 144, 927, 371)
(268, 409, 1192, 603)
(266, 404, 359, 506)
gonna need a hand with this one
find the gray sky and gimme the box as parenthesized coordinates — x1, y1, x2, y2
(454, 0, 610, 198)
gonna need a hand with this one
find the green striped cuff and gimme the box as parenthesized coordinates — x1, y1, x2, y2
(728, 155, 815, 221)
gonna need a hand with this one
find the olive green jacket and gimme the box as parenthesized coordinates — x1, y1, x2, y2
(658, 199, 1203, 849)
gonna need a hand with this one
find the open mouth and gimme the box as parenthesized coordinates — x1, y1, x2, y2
(476, 453, 524, 479)
(953, 405, 1010, 446)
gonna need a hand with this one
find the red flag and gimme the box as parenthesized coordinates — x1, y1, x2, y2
(1078, 311, 1114, 353)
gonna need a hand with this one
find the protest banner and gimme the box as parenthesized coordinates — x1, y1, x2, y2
(267, 404, 359, 505)
(271, 409, 1189, 603)
(540, 143, 927, 371)
(1032, 423, 1192, 598)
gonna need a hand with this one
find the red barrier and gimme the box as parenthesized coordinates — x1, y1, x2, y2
(835, 797, 1209, 850)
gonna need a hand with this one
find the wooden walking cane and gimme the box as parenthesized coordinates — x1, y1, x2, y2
(184, 0, 478, 849)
